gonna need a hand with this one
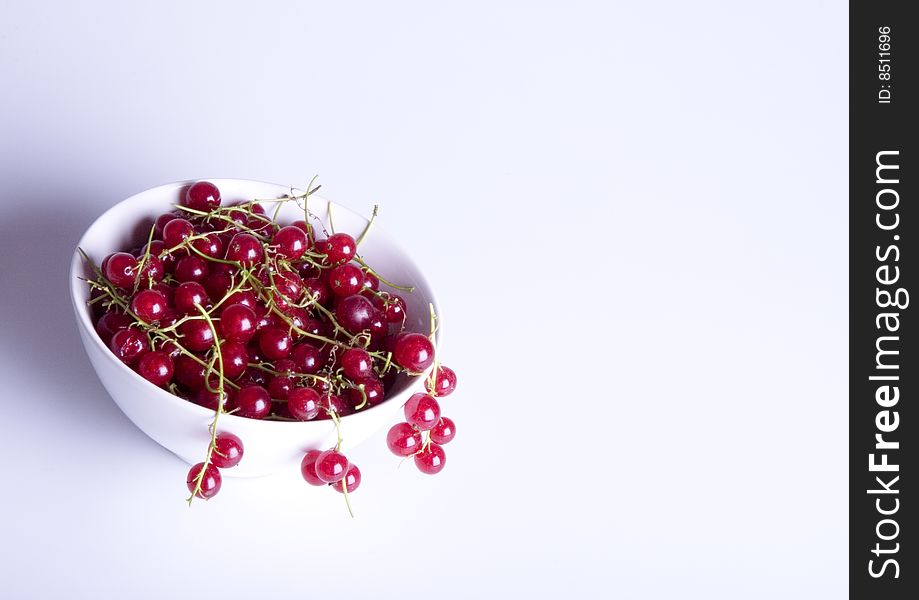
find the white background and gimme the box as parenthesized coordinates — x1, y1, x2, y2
(0, 1, 847, 598)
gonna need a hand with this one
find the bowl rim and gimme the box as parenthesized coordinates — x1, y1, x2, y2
(69, 177, 442, 427)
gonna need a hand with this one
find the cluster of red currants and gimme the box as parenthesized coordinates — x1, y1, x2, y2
(84, 180, 458, 507)
(387, 365, 457, 474)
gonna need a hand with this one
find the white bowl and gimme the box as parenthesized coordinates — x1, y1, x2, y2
(70, 179, 440, 477)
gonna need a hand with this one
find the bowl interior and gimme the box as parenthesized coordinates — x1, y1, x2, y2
(70, 179, 440, 426)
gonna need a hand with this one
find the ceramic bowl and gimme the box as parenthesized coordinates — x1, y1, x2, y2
(70, 179, 439, 477)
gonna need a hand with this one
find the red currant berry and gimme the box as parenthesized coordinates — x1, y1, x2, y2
(258, 327, 292, 360)
(95, 311, 133, 344)
(290, 343, 321, 374)
(224, 290, 258, 309)
(386, 422, 423, 457)
(414, 443, 446, 474)
(225, 233, 263, 267)
(314, 449, 349, 483)
(162, 218, 195, 249)
(154, 213, 177, 239)
(103, 252, 138, 289)
(321, 232, 356, 265)
(137, 253, 165, 283)
(131, 289, 168, 324)
(302, 277, 331, 306)
(331, 464, 361, 494)
(219, 341, 248, 379)
(393, 333, 435, 372)
(183, 181, 222, 212)
(177, 319, 214, 352)
(236, 384, 271, 419)
(109, 328, 147, 365)
(430, 417, 456, 445)
(300, 450, 325, 486)
(186, 462, 222, 499)
(288, 387, 321, 421)
(268, 374, 292, 399)
(174, 281, 208, 315)
(328, 263, 364, 297)
(136, 351, 174, 387)
(273, 225, 308, 260)
(341, 348, 373, 380)
(219, 303, 257, 343)
(403, 393, 441, 430)
(174, 354, 207, 390)
(425, 365, 457, 397)
(212, 432, 244, 468)
(192, 233, 225, 259)
(174, 255, 209, 283)
(361, 270, 380, 293)
(335, 295, 375, 334)
(195, 387, 236, 411)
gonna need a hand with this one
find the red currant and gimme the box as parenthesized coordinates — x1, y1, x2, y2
(403, 393, 441, 430)
(425, 365, 457, 397)
(219, 303, 257, 343)
(225, 233, 263, 267)
(273, 225, 308, 260)
(314, 449, 349, 483)
(174, 281, 208, 315)
(131, 289, 168, 323)
(103, 252, 138, 289)
(136, 351, 174, 386)
(386, 422, 423, 457)
(300, 450, 325, 486)
(393, 333, 435, 372)
(331, 464, 361, 493)
(430, 417, 455, 445)
(183, 181, 222, 212)
(414, 443, 446, 475)
(288, 387, 321, 420)
(236, 385, 271, 419)
(186, 462, 221, 498)
(212, 433, 244, 468)
(109, 328, 147, 365)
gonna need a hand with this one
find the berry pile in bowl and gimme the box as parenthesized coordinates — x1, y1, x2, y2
(69, 179, 459, 509)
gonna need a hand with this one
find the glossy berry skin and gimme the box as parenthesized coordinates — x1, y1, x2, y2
(404, 393, 441, 430)
(136, 351, 174, 387)
(154, 213, 177, 239)
(335, 295, 375, 334)
(341, 348, 373, 380)
(137, 253, 165, 283)
(219, 303, 257, 343)
(288, 387, 321, 421)
(414, 443, 446, 474)
(331, 464, 361, 494)
(290, 343, 321, 374)
(258, 327, 292, 360)
(212, 433, 244, 468)
(361, 270, 380, 293)
(225, 233, 263, 267)
(192, 233, 225, 259)
(174, 354, 207, 390)
(95, 311, 133, 344)
(374, 294, 406, 323)
(178, 319, 215, 352)
(103, 252, 138, 288)
(131, 289, 168, 323)
(174, 255, 209, 283)
(268, 375, 292, 399)
(301, 277, 331, 306)
(314, 449, 349, 483)
(219, 341, 249, 379)
(425, 365, 457, 397)
(300, 450, 325, 486)
(328, 263, 364, 297)
(393, 333, 435, 372)
(273, 226, 308, 260)
(320, 232, 356, 265)
(195, 387, 236, 412)
(162, 218, 195, 249)
(224, 290, 258, 309)
(187, 462, 222, 499)
(346, 379, 384, 409)
(430, 417, 456, 445)
(109, 328, 147, 365)
(184, 181, 222, 212)
(386, 422, 423, 457)
(236, 385, 271, 419)
(174, 281, 208, 315)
